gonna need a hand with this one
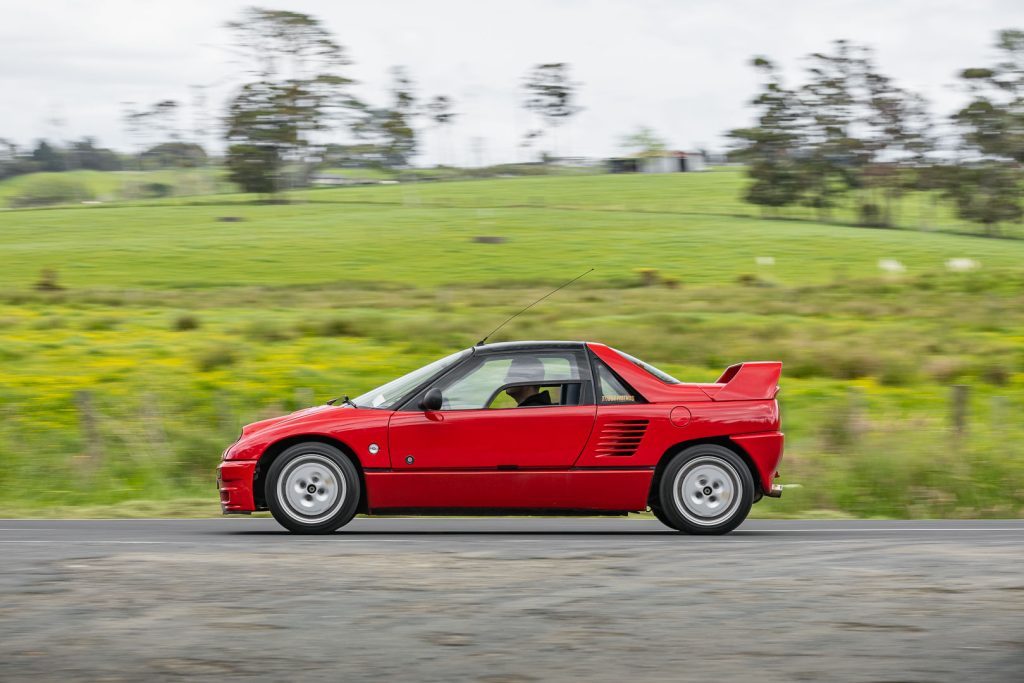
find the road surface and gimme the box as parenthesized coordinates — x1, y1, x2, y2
(1, 518, 1022, 681)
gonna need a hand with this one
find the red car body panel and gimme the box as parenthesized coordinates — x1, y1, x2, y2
(364, 470, 653, 511)
(388, 405, 597, 469)
(217, 341, 784, 515)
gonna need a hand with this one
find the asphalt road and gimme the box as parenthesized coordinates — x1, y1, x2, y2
(1, 518, 1022, 682)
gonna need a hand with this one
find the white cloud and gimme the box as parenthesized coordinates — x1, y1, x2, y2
(0, 0, 1021, 164)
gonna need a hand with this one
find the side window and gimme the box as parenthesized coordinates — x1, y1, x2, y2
(594, 359, 640, 404)
(437, 351, 588, 410)
(441, 357, 513, 410)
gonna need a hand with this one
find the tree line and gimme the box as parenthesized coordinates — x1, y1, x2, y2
(1, 6, 583, 195)
(729, 30, 1024, 234)
(221, 8, 581, 193)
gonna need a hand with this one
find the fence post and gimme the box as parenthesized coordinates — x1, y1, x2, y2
(140, 392, 167, 456)
(950, 384, 970, 438)
(74, 390, 102, 468)
(991, 395, 1007, 436)
(847, 386, 868, 442)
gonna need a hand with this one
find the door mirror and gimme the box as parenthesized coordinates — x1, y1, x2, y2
(420, 387, 443, 411)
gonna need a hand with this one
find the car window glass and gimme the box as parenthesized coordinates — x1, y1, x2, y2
(486, 384, 565, 409)
(443, 358, 513, 409)
(596, 361, 639, 404)
(351, 349, 469, 409)
(611, 348, 681, 384)
(439, 352, 583, 410)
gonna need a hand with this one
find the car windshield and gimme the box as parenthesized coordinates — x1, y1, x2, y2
(612, 348, 681, 384)
(350, 349, 470, 409)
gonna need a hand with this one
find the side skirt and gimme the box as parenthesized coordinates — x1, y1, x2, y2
(364, 468, 654, 513)
(368, 508, 632, 517)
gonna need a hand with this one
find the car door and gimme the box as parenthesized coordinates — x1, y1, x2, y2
(387, 348, 597, 471)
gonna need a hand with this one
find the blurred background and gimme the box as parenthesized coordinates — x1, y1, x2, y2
(1, 0, 1022, 518)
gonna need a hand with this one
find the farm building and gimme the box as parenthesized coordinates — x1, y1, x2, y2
(607, 151, 707, 174)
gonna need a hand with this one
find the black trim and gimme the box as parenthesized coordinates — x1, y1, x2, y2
(475, 341, 587, 354)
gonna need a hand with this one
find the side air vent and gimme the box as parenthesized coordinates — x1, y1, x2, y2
(595, 419, 649, 457)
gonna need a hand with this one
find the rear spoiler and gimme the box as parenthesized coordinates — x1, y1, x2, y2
(707, 362, 782, 401)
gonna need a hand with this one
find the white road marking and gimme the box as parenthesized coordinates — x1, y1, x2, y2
(743, 527, 1024, 532)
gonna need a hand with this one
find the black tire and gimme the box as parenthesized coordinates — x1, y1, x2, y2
(656, 444, 754, 535)
(265, 442, 361, 534)
(649, 503, 674, 528)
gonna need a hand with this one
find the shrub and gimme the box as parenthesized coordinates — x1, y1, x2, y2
(634, 268, 660, 287)
(661, 275, 682, 289)
(34, 268, 64, 291)
(306, 317, 365, 337)
(83, 316, 120, 331)
(244, 320, 293, 342)
(857, 202, 887, 227)
(173, 314, 200, 331)
(9, 176, 95, 208)
(195, 346, 237, 372)
(140, 182, 173, 198)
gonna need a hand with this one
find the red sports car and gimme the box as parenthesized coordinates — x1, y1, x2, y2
(217, 341, 784, 534)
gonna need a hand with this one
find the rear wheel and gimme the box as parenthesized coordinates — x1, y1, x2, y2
(656, 444, 753, 535)
(265, 442, 360, 534)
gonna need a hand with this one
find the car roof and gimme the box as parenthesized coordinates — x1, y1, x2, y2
(473, 340, 588, 354)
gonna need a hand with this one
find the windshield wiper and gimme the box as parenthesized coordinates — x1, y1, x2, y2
(326, 395, 358, 408)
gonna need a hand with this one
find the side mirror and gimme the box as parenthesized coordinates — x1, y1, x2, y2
(420, 387, 443, 411)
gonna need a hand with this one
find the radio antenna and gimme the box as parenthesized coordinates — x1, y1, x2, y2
(476, 268, 594, 346)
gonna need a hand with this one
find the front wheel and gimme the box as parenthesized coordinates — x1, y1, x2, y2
(265, 443, 360, 534)
(656, 444, 753, 535)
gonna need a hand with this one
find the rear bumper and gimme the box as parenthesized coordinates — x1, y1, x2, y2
(730, 431, 784, 496)
(217, 460, 258, 513)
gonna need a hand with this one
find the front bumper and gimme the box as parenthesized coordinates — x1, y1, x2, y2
(217, 460, 258, 513)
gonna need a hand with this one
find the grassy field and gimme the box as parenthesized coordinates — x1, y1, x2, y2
(1, 169, 1022, 518)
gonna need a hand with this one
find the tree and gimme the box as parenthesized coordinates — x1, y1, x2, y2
(426, 95, 457, 165)
(523, 63, 581, 158)
(0, 138, 20, 180)
(799, 41, 871, 219)
(619, 126, 668, 157)
(948, 29, 1024, 233)
(68, 138, 122, 171)
(223, 7, 357, 194)
(350, 67, 420, 169)
(31, 140, 66, 172)
(122, 100, 182, 170)
(728, 57, 809, 212)
(141, 142, 207, 168)
(943, 163, 1022, 235)
(858, 56, 936, 226)
(732, 43, 936, 224)
(955, 29, 1024, 163)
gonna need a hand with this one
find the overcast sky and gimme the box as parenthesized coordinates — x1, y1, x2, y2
(1, 0, 1021, 165)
